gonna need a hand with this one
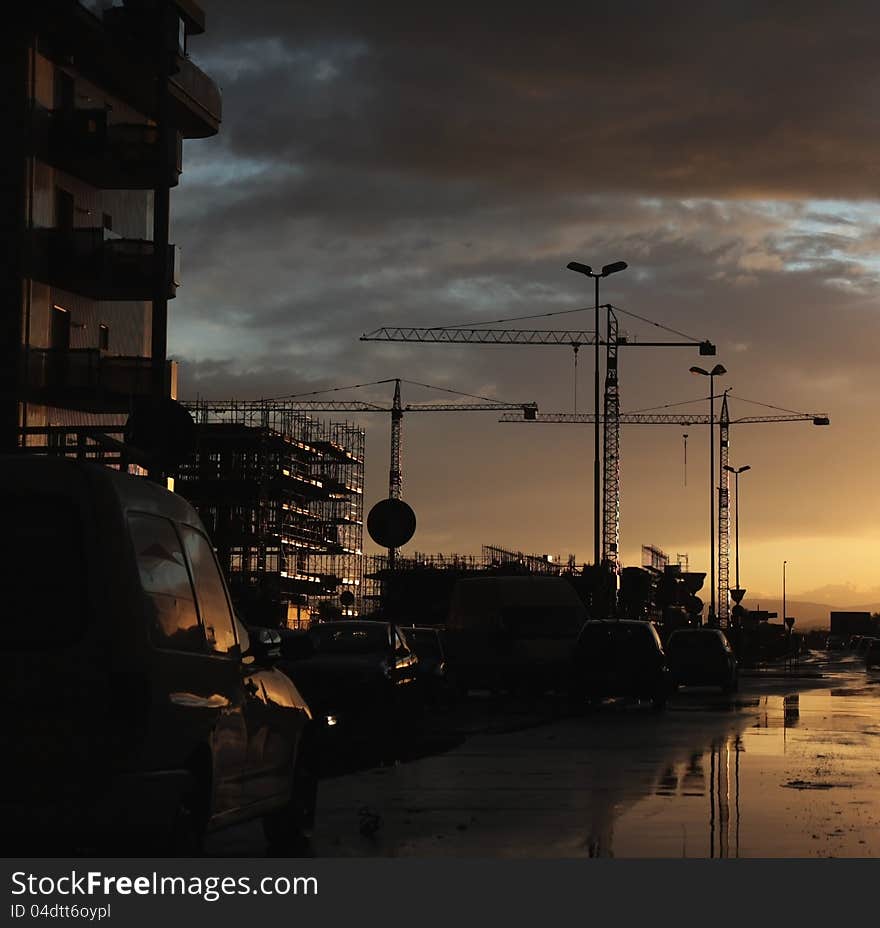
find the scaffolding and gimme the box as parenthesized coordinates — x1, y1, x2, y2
(361, 544, 567, 623)
(177, 400, 365, 628)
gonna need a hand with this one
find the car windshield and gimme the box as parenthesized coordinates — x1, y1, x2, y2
(500, 605, 584, 639)
(311, 624, 389, 655)
(578, 622, 661, 662)
(669, 630, 727, 651)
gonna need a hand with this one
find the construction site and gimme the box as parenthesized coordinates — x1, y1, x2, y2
(176, 401, 365, 627)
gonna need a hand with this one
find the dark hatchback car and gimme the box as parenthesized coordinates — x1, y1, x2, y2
(2, 457, 316, 854)
(570, 620, 671, 709)
(666, 627, 738, 693)
(400, 626, 453, 703)
(275, 621, 422, 750)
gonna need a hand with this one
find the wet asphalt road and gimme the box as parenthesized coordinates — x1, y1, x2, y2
(209, 651, 880, 858)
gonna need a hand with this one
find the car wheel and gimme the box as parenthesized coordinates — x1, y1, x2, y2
(263, 735, 318, 854)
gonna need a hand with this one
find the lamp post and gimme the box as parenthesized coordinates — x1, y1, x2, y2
(724, 464, 751, 592)
(566, 259, 628, 570)
(783, 560, 787, 626)
(689, 363, 727, 625)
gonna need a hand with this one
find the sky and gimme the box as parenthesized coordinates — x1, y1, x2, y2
(170, 1, 880, 606)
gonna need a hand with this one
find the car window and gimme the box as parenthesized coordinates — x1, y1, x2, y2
(2, 492, 86, 650)
(670, 631, 722, 651)
(129, 512, 203, 653)
(394, 629, 411, 656)
(311, 624, 389, 654)
(616, 624, 660, 656)
(178, 524, 238, 655)
(407, 629, 443, 660)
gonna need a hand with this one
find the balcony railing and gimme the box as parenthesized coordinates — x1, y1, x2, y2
(168, 55, 222, 137)
(23, 348, 173, 412)
(32, 228, 178, 301)
(47, 108, 182, 189)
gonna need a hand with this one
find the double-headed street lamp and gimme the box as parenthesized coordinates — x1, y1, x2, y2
(724, 464, 751, 593)
(690, 363, 727, 625)
(566, 260, 628, 568)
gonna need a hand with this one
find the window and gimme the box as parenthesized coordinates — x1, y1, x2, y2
(128, 512, 203, 653)
(55, 187, 74, 234)
(54, 69, 74, 113)
(51, 305, 70, 351)
(98, 324, 109, 351)
(179, 525, 238, 655)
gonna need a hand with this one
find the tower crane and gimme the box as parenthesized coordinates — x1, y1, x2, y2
(190, 379, 538, 563)
(362, 303, 716, 570)
(499, 392, 830, 622)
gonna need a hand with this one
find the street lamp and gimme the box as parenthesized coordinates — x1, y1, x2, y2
(724, 464, 751, 592)
(783, 560, 787, 626)
(566, 260, 628, 569)
(689, 363, 727, 625)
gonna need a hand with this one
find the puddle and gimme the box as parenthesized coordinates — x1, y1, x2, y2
(610, 688, 880, 857)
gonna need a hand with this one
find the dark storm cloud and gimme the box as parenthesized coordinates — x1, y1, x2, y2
(166, 2, 880, 590)
(195, 0, 880, 198)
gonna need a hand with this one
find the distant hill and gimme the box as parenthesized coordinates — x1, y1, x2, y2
(737, 598, 880, 630)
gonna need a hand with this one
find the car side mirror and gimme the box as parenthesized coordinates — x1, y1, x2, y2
(243, 626, 281, 664)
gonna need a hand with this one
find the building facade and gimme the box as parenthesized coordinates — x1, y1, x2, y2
(1, 0, 221, 462)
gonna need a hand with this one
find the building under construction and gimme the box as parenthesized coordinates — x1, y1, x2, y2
(176, 401, 365, 628)
(365, 545, 571, 624)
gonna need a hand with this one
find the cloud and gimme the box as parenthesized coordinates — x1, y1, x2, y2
(162, 3, 880, 596)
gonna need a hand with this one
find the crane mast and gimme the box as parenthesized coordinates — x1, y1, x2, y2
(718, 392, 731, 624)
(603, 307, 621, 570)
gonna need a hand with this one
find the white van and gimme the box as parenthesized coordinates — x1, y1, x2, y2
(445, 576, 587, 693)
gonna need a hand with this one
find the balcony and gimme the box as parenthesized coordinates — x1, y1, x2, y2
(32, 228, 179, 301)
(168, 55, 222, 139)
(101, 6, 222, 138)
(22, 348, 173, 413)
(46, 108, 182, 189)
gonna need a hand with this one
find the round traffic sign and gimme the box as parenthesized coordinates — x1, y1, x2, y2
(367, 498, 416, 548)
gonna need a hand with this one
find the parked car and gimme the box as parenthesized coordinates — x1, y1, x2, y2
(400, 625, 453, 703)
(849, 635, 863, 651)
(825, 634, 845, 650)
(857, 636, 876, 657)
(274, 620, 422, 752)
(865, 639, 880, 670)
(444, 576, 588, 694)
(570, 620, 671, 710)
(2, 456, 317, 855)
(666, 627, 738, 693)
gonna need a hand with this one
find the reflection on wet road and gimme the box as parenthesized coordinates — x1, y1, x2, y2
(211, 655, 880, 858)
(613, 684, 880, 857)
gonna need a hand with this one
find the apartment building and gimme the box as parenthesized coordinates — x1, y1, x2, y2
(1, 0, 221, 462)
